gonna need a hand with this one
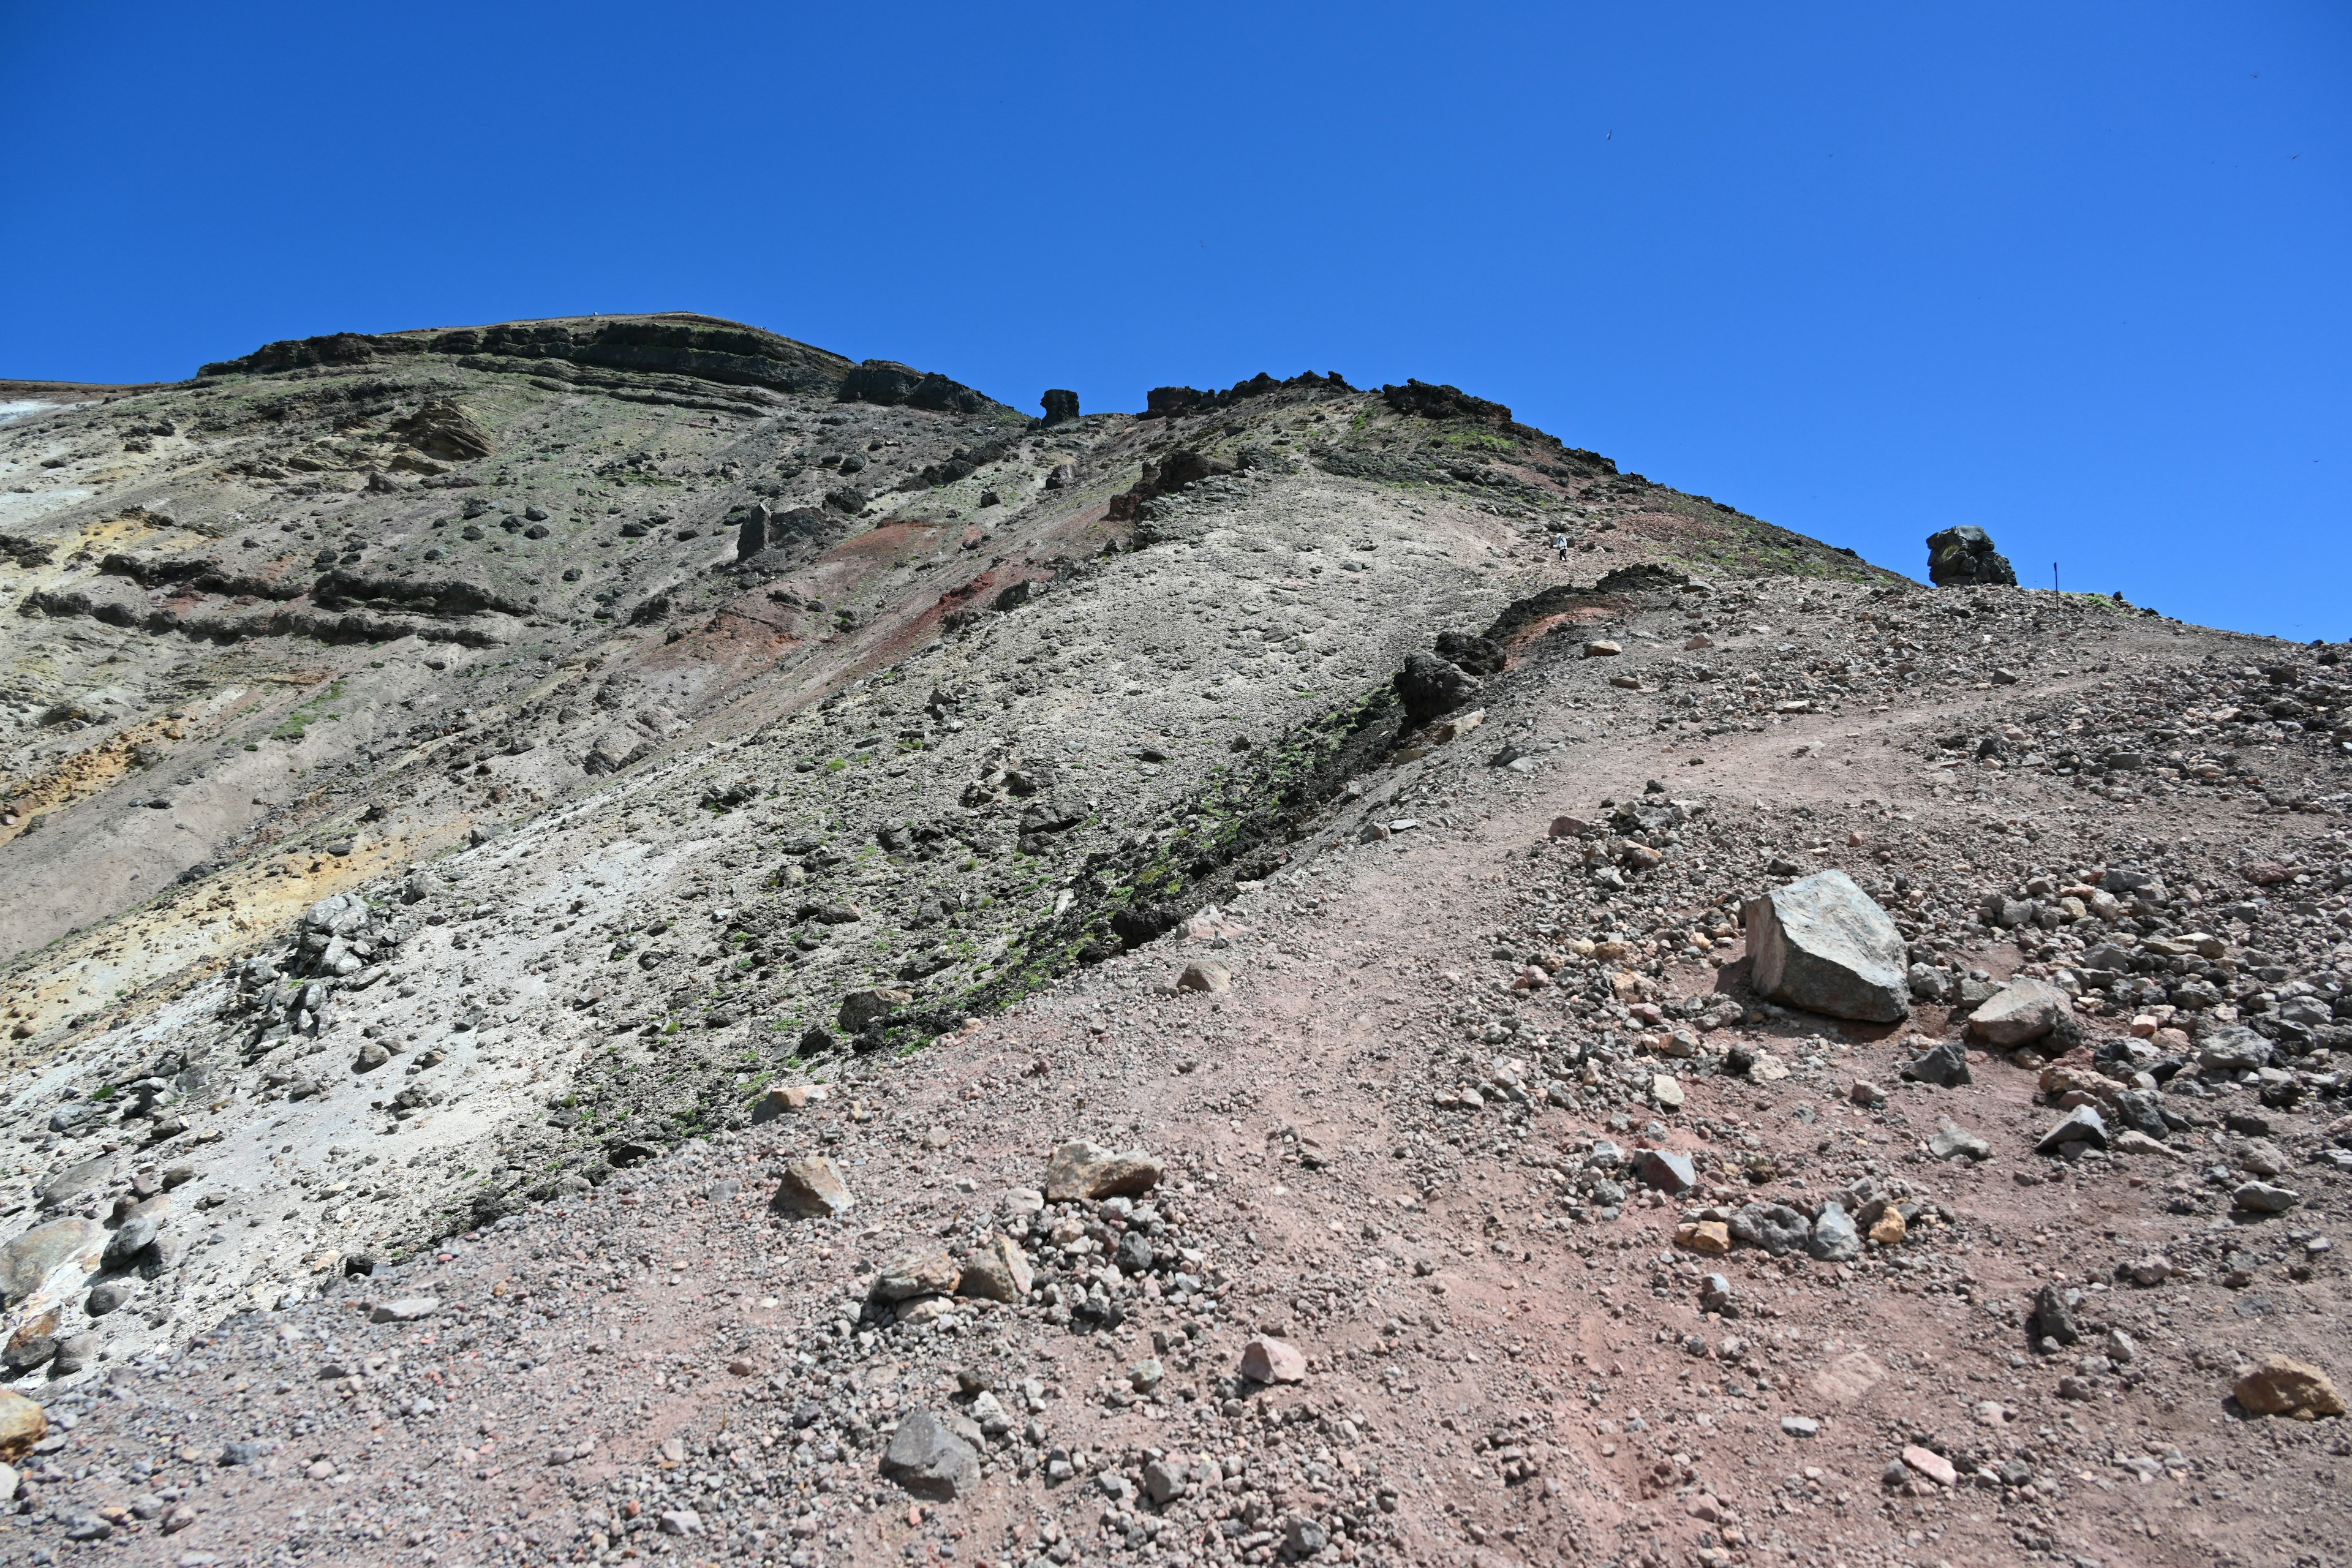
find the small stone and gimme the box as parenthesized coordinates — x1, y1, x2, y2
(49, 1332, 96, 1376)
(1042, 1140, 1163, 1203)
(1651, 1074, 1686, 1112)
(872, 1244, 960, 1303)
(1928, 1120, 1991, 1161)
(751, 1084, 821, 1121)
(771, 1157, 854, 1218)
(85, 1281, 130, 1316)
(1901, 1445, 1957, 1487)
(2122, 1254, 2173, 1287)
(1849, 1079, 1886, 1108)
(954, 1235, 1033, 1302)
(353, 1042, 390, 1073)
(2035, 1105, 2108, 1155)
(369, 1297, 440, 1324)
(1176, 963, 1231, 993)
(1807, 1202, 1861, 1263)
(879, 1408, 981, 1499)
(2234, 1356, 2345, 1420)
(657, 1508, 704, 1536)
(2104, 1328, 2138, 1366)
(1900, 1041, 1970, 1088)
(1583, 640, 1623, 658)
(2032, 1282, 2081, 1345)
(1639, 1149, 1696, 1193)
(2233, 1182, 2301, 1215)
(1142, 1456, 1184, 1504)
(1966, 979, 2071, 1048)
(64, 1513, 113, 1542)
(1731, 1202, 1812, 1257)
(1780, 1415, 1820, 1438)
(1675, 1221, 1732, 1256)
(1868, 1210, 1907, 1246)
(1283, 1516, 1330, 1558)
(2198, 1026, 2272, 1072)
(1128, 1357, 1164, 1393)
(1241, 1336, 1307, 1384)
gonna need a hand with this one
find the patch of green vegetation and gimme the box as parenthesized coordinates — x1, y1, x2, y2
(1433, 428, 1517, 456)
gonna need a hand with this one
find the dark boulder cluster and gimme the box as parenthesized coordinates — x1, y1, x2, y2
(1926, 526, 2016, 587)
(1393, 630, 1502, 725)
(1379, 378, 1515, 426)
(1137, 369, 1351, 421)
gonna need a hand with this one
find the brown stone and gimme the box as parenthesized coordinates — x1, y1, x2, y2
(954, 1236, 1033, 1302)
(770, 1157, 853, 1218)
(1240, 1336, 1306, 1384)
(1175, 963, 1231, 994)
(1674, 1221, 1731, 1256)
(1042, 1140, 1163, 1203)
(871, 1244, 960, 1303)
(0, 1390, 43, 1460)
(2235, 1356, 2344, 1420)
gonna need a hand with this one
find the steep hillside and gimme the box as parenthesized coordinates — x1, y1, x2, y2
(2, 316, 2348, 1568)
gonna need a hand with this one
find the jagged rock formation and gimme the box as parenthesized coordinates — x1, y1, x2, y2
(1926, 524, 2017, 587)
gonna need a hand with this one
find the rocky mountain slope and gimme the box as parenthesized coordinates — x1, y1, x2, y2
(0, 314, 2347, 1567)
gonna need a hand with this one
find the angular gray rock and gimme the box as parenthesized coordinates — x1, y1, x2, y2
(1966, 979, 2071, 1048)
(2032, 1282, 2081, 1344)
(2198, 1027, 2272, 1072)
(1900, 1040, 1971, 1087)
(1730, 1202, 1812, 1257)
(878, 1408, 980, 1500)
(1928, 1120, 1991, 1161)
(1742, 870, 1909, 1023)
(2233, 1182, 2301, 1215)
(1807, 1202, 1861, 1263)
(1638, 1149, 1697, 1194)
(2035, 1104, 2108, 1155)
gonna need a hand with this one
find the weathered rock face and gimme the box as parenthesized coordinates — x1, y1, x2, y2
(1926, 525, 2017, 587)
(1039, 389, 1080, 426)
(1741, 870, 1910, 1022)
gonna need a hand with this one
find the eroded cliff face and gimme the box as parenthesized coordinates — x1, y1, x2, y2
(0, 314, 1882, 1353)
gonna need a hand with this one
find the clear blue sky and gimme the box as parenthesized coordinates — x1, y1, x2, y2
(5, 4, 2345, 638)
